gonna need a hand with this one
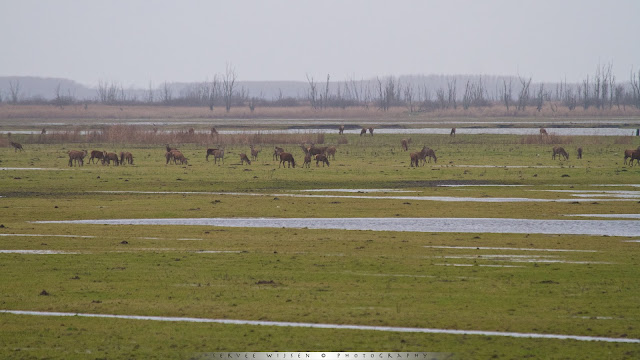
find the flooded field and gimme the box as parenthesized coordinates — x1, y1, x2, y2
(34, 217, 640, 237)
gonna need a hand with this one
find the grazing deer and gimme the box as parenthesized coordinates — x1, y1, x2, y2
(210, 149, 224, 164)
(102, 151, 120, 165)
(326, 146, 337, 160)
(10, 141, 23, 152)
(273, 146, 284, 160)
(239, 153, 251, 165)
(450, 128, 456, 137)
(360, 128, 367, 136)
(338, 125, 345, 135)
(315, 154, 330, 167)
(120, 152, 133, 165)
(250, 145, 260, 161)
(577, 147, 582, 159)
(279, 152, 295, 168)
(540, 128, 548, 136)
(552, 146, 569, 160)
(401, 138, 411, 151)
(302, 153, 311, 168)
(409, 151, 422, 167)
(422, 148, 437, 164)
(67, 150, 87, 167)
(173, 152, 188, 165)
(89, 150, 104, 164)
(368, 127, 374, 136)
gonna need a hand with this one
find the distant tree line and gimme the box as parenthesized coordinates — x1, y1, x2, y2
(2, 63, 640, 113)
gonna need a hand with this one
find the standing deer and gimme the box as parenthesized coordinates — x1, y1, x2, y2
(273, 146, 284, 160)
(89, 150, 104, 164)
(302, 153, 312, 168)
(120, 152, 134, 165)
(338, 125, 345, 135)
(401, 138, 411, 151)
(315, 154, 330, 167)
(577, 147, 583, 159)
(540, 128, 548, 136)
(326, 146, 337, 160)
(368, 127, 374, 136)
(360, 128, 367, 136)
(250, 145, 260, 161)
(67, 150, 87, 167)
(102, 151, 120, 165)
(450, 128, 456, 137)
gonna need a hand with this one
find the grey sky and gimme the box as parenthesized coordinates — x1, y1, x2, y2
(1, 0, 638, 88)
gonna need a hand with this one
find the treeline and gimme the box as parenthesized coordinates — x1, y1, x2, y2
(2, 63, 640, 113)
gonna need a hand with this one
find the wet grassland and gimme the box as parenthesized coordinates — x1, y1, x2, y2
(1, 132, 639, 359)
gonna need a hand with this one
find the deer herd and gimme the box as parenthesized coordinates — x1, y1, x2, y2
(5, 126, 640, 168)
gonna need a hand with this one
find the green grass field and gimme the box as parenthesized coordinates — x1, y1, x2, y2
(1, 132, 639, 359)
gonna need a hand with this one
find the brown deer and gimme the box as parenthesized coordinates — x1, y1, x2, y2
(211, 149, 224, 164)
(368, 127, 374, 136)
(166, 144, 177, 153)
(623, 146, 640, 165)
(629, 150, 640, 166)
(10, 141, 24, 152)
(360, 128, 367, 136)
(422, 148, 437, 164)
(552, 146, 569, 160)
(239, 153, 251, 165)
(450, 128, 456, 137)
(273, 146, 284, 160)
(188, 128, 195, 135)
(173, 152, 188, 165)
(67, 150, 87, 167)
(315, 154, 330, 167)
(401, 138, 411, 151)
(102, 151, 120, 165)
(89, 150, 104, 164)
(326, 146, 337, 160)
(308, 145, 328, 156)
(540, 128, 548, 136)
(120, 152, 133, 165)
(302, 153, 311, 168)
(338, 125, 345, 135)
(577, 147, 583, 159)
(279, 152, 295, 168)
(211, 127, 218, 135)
(250, 145, 260, 161)
(409, 151, 422, 167)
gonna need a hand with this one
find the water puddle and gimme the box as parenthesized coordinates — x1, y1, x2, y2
(0, 250, 78, 254)
(437, 255, 611, 265)
(297, 189, 415, 193)
(0, 167, 67, 171)
(424, 246, 596, 253)
(33, 217, 640, 237)
(2, 309, 637, 343)
(92, 190, 636, 203)
(435, 263, 525, 268)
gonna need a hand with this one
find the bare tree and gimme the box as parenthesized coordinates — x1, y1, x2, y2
(222, 64, 237, 112)
(9, 80, 21, 103)
(306, 74, 319, 109)
(404, 83, 415, 112)
(500, 79, 512, 111)
(535, 84, 544, 112)
(207, 75, 220, 111)
(160, 82, 173, 104)
(447, 78, 457, 109)
(147, 81, 155, 103)
(517, 76, 531, 111)
(631, 68, 640, 109)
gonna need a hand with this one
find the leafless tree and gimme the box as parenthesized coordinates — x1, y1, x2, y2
(517, 76, 531, 111)
(8, 80, 20, 103)
(631, 68, 640, 109)
(147, 81, 155, 103)
(581, 76, 590, 110)
(447, 78, 457, 109)
(500, 79, 512, 111)
(404, 83, 416, 112)
(160, 82, 173, 104)
(306, 74, 319, 109)
(535, 84, 545, 112)
(222, 64, 237, 112)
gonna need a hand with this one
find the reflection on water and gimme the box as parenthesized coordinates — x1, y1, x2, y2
(34, 217, 640, 237)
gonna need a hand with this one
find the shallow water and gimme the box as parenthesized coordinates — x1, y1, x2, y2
(0, 250, 78, 254)
(33, 217, 640, 237)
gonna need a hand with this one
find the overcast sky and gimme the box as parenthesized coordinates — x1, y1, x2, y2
(1, 0, 638, 88)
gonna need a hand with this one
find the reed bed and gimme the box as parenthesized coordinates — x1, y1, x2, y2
(9, 125, 326, 146)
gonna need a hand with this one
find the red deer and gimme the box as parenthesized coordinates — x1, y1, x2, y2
(211, 127, 218, 135)
(273, 146, 284, 160)
(188, 128, 195, 135)
(422, 148, 437, 164)
(577, 147, 582, 159)
(173, 152, 188, 165)
(166, 144, 177, 153)
(552, 146, 569, 160)
(450, 128, 456, 137)
(41, 128, 46, 135)
(120, 152, 133, 165)
(211, 149, 224, 164)
(338, 125, 345, 135)
(540, 128, 548, 136)
(205, 148, 218, 161)
(239, 153, 251, 165)
(279, 152, 295, 168)
(326, 146, 337, 160)
(360, 128, 367, 136)
(623, 146, 640, 164)
(368, 127, 374, 136)
(10, 141, 23, 152)
(67, 150, 87, 167)
(629, 150, 640, 166)
(102, 151, 120, 166)
(401, 138, 411, 151)
(409, 151, 422, 167)
(315, 154, 330, 167)
(308, 145, 328, 156)
(250, 145, 260, 161)
(89, 150, 104, 164)
(303, 153, 311, 168)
